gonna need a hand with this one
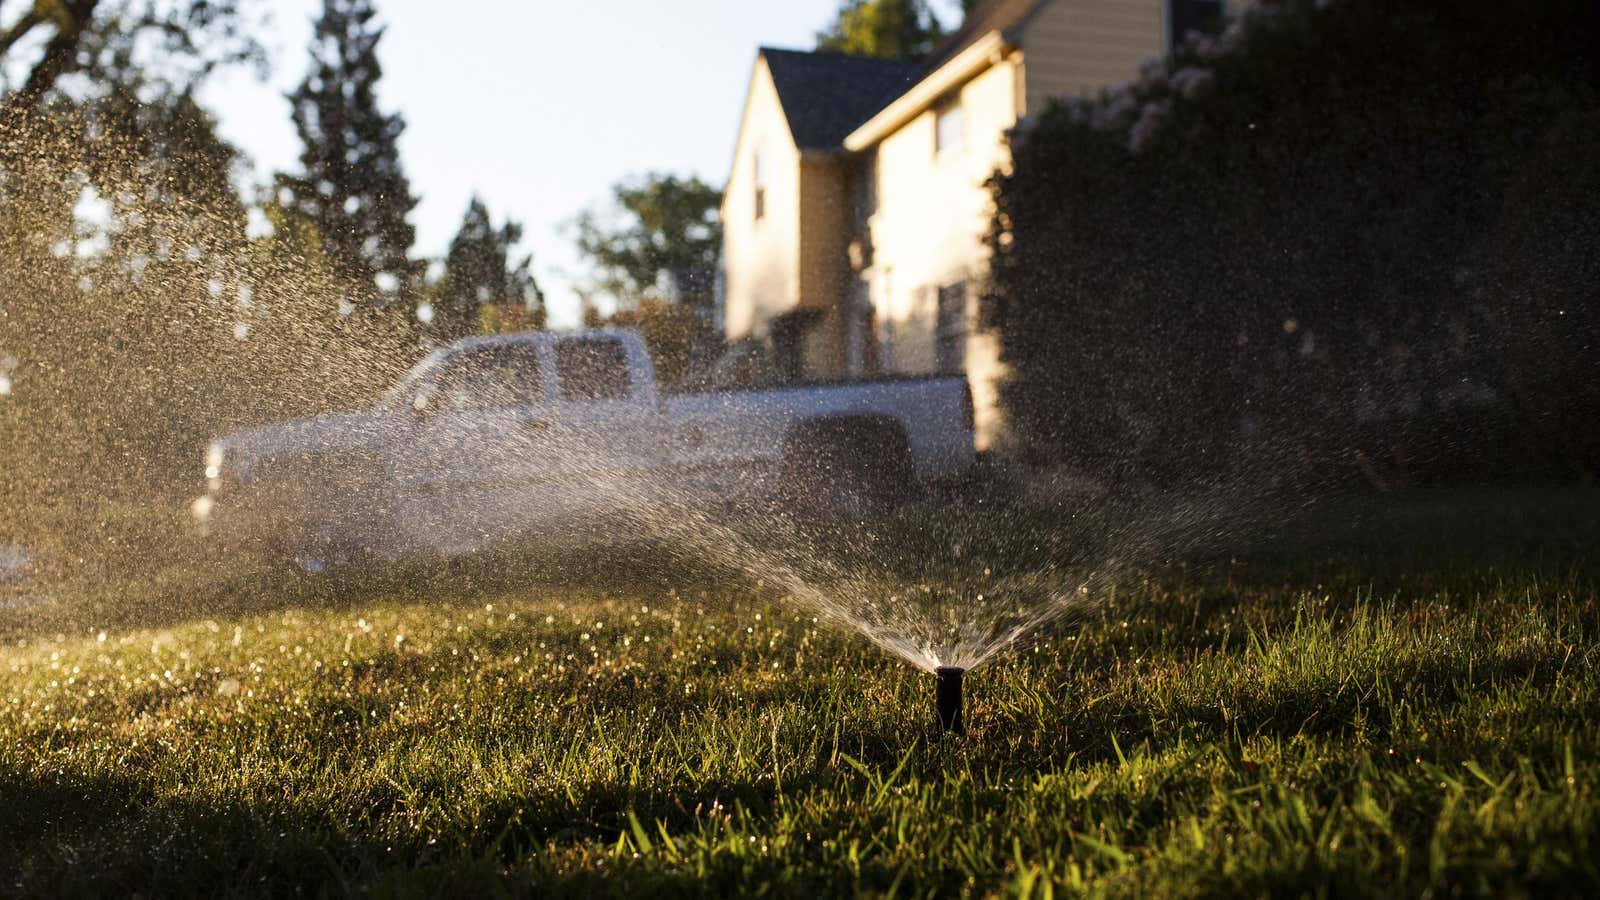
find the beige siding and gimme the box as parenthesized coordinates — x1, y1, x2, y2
(797, 159, 851, 311)
(721, 58, 803, 342)
(862, 55, 1020, 449)
(1019, 0, 1256, 112)
(795, 158, 852, 376)
(1018, 0, 1164, 112)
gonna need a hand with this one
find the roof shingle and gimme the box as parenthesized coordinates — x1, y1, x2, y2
(759, 47, 923, 151)
(755, 2, 1046, 152)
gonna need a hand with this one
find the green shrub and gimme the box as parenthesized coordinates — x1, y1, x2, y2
(984, 0, 1600, 485)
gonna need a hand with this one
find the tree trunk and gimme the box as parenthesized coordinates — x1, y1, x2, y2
(0, 0, 100, 124)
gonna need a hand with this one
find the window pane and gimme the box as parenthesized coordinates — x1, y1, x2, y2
(935, 101, 963, 155)
(435, 344, 542, 411)
(556, 338, 632, 401)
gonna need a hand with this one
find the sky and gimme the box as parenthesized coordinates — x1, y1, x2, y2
(197, 0, 962, 329)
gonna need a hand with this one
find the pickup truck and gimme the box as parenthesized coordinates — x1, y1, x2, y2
(195, 328, 975, 568)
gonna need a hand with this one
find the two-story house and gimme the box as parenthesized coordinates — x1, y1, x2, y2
(721, 0, 1234, 448)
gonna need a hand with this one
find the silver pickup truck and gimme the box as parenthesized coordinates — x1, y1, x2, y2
(195, 328, 976, 568)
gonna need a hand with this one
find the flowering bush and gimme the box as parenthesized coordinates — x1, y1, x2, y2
(984, 0, 1600, 485)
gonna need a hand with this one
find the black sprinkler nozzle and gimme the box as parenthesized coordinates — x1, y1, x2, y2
(935, 666, 964, 733)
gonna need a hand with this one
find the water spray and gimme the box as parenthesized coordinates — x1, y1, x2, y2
(935, 666, 964, 733)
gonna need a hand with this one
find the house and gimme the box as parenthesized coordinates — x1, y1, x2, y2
(720, 0, 1238, 448)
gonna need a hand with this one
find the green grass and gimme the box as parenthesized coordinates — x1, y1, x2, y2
(2, 485, 1598, 897)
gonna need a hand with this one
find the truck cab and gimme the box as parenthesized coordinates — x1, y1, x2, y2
(384, 330, 664, 554)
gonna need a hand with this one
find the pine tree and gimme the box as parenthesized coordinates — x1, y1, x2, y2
(432, 196, 544, 343)
(279, 0, 421, 318)
(815, 0, 947, 59)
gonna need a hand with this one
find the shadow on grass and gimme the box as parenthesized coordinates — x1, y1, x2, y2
(0, 766, 395, 896)
(0, 755, 926, 898)
(980, 637, 1588, 772)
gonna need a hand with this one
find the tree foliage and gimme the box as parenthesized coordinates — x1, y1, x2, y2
(814, 0, 947, 59)
(0, 0, 263, 121)
(586, 298, 714, 390)
(277, 0, 421, 319)
(573, 172, 721, 316)
(0, 92, 248, 517)
(431, 196, 544, 343)
(0, 0, 553, 554)
(0, 85, 415, 540)
(984, 0, 1600, 485)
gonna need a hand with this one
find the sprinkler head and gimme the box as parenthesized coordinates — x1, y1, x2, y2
(935, 666, 964, 733)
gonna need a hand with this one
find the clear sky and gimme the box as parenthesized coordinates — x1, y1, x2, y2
(197, 0, 962, 329)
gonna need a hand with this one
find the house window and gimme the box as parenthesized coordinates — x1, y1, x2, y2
(935, 281, 967, 373)
(1168, 0, 1224, 49)
(752, 147, 767, 222)
(934, 97, 963, 157)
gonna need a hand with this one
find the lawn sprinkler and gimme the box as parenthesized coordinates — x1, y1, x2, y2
(935, 666, 964, 733)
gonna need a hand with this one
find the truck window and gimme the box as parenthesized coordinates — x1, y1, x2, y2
(433, 344, 543, 411)
(555, 338, 631, 401)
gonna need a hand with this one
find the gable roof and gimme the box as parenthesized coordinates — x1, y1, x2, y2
(748, 2, 1047, 156)
(923, 0, 1044, 71)
(841, 0, 1047, 151)
(758, 47, 923, 151)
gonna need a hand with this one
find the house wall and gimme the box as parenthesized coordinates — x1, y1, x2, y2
(1018, 0, 1254, 112)
(721, 58, 802, 343)
(860, 53, 1021, 449)
(796, 157, 853, 377)
(721, 2, 1254, 446)
(1018, 0, 1162, 111)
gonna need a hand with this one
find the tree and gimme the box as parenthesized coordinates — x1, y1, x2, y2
(573, 173, 721, 318)
(595, 299, 708, 389)
(0, 0, 263, 121)
(277, 0, 421, 319)
(0, 0, 270, 540)
(0, 88, 251, 527)
(431, 196, 545, 343)
(815, 0, 947, 59)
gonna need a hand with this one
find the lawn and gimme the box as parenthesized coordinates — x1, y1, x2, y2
(2, 485, 1597, 897)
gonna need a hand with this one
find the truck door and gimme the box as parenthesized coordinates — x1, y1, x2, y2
(390, 341, 559, 555)
(546, 335, 665, 517)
